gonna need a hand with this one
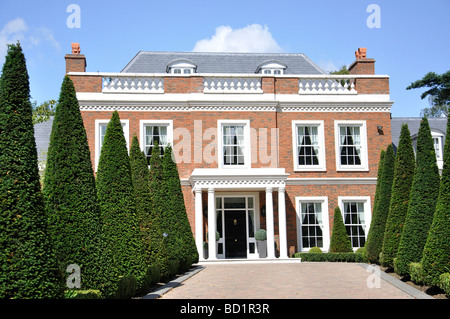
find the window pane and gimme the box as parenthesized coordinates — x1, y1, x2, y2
(300, 202, 324, 248)
(223, 125, 246, 166)
(339, 125, 362, 166)
(342, 201, 366, 248)
(297, 125, 320, 166)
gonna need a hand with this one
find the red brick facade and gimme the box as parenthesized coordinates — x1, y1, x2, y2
(67, 45, 393, 258)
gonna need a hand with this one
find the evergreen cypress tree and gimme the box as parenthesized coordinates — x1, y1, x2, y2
(43, 75, 103, 290)
(329, 207, 353, 253)
(162, 145, 199, 268)
(96, 111, 147, 298)
(421, 117, 450, 286)
(148, 141, 170, 278)
(381, 125, 415, 267)
(129, 136, 167, 288)
(395, 117, 440, 277)
(0, 43, 64, 298)
(365, 144, 395, 263)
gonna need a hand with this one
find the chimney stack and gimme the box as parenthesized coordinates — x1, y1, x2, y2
(65, 42, 86, 73)
(348, 47, 375, 75)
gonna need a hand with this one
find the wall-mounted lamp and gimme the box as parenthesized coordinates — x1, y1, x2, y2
(377, 125, 384, 135)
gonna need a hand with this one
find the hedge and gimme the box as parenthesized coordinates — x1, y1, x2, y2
(0, 43, 64, 298)
(366, 144, 395, 263)
(43, 75, 104, 290)
(439, 273, 450, 297)
(293, 252, 365, 263)
(395, 117, 440, 276)
(381, 125, 415, 267)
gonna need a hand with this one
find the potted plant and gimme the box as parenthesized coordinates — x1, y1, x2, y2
(255, 229, 267, 258)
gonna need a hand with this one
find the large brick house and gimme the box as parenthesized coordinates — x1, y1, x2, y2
(65, 43, 393, 260)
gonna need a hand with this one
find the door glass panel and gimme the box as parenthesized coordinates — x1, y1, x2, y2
(248, 197, 254, 209)
(248, 210, 255, 237)
(224, 197, 246, 209)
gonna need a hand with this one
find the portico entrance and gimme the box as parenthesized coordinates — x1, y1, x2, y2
(215, 195, 259, 259)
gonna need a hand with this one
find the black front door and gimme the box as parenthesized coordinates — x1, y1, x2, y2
(225, 211, 247, 258)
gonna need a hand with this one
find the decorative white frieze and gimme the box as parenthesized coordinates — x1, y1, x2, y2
(299, 78, 357, 95)
(204, 77, 262, 94)
(102, 76, 164, 93)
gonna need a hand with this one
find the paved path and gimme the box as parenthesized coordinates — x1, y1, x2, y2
(153, 262, 433, 299)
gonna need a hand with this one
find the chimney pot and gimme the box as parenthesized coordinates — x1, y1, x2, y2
(355, 47, 367, 59)
(71, 42, 81, 54)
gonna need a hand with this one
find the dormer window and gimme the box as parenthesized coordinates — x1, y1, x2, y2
(167, 59, 197, 75)
(257, 60, 287, 75)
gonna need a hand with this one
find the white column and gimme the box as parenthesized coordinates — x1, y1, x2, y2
(194, 187, 204, 261)
(207, 187, 217, 260)
(265, 187, 275, 259)
(278, 187, 288, 259)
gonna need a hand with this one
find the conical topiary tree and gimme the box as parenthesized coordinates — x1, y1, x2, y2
(162, 145, 199, 268)
(329, 207, 353, 253)
(421, 117, 450, 286)
(96, 111, 147, 298)
(43, 75, 103, 290)
(365, 144, 395, 263)
(395, 117, 441, 277)
(148, 140, 170, 278)
(0, 42, 64, 298)
(381, 125, 415, 267)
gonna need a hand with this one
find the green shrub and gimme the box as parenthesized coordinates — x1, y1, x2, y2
(329, 207, 353, 253)
(0, 42, 64, 298)
(163, 259, 180, 281)
(116, 275, 137, 299)
(293, 252, 364, 263)
(96, 111, 147, 298)
(255, 229, 267, 241)
(409, 262, 424, 285)
(308, 247, 323, 253)
(366, 144, 395, 264)
(43, 75, 104, 290)
(163, 145, 199, 265)
(65, 289, 102, 299)
(421, 117, 450, 286)
(439, 273, 450, 297)
(381, 125, 415, 267)
(396, 117, 440, 276)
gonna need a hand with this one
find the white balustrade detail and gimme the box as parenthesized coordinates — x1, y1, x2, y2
(204, 77, 262, 93)
(299, 78, 357, 95)
(102, 77, 164, 93)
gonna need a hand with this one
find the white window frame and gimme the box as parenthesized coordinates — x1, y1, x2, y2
(258, 62, 286, 75)
(292, 120, 326, 171)
(95, 119, 129, 172)
(334, 120, 369, 171)
(168, 61, 196, 75)
(139, 120, 173, 162)
(295, 196, 330, 252)
(432, 131, 444, 170)
(218, 119, 251, 169)
(338, 196, 372, 251)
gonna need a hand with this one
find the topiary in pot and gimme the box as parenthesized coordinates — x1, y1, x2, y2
(308, 247, 323, 253)
(255, 229, 267, 258)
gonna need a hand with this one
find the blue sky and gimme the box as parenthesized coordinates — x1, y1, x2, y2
(0, 0, 449, 117)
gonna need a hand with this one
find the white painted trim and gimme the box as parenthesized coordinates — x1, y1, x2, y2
(291, 120, 326, 171)
(295, 196, 330, 252)
(217, 119, 251, 169)
(334, 120, 369, 172)
(285, 177, 377, 185)
(94, 119, 129, 172)
(338, 196, 372, 250)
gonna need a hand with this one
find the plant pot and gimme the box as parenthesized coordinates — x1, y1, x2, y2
(256, 240, 267, 258)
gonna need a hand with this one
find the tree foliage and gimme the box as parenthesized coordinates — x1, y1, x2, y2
(0, 42, 64, 298)
(381, 125, 415, 267)
(43, 75, 103, 290)
(329, 207, 353, 253)
(395, 117, 441, 276)
(162, 145, 199, 268)
(95, 111, 147, 298)
(406, 71, 450, 117)
(421, 118, 450, 285)
(366, 144, 395, 263)
(32, 99, 56, 124)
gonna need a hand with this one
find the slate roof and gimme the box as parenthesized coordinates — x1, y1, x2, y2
(391, 117, 447, 150)
(121, 51, 326, 75)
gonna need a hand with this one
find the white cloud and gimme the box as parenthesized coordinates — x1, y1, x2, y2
(193, 24, 283, 53)
(0, 18, 60, 65)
